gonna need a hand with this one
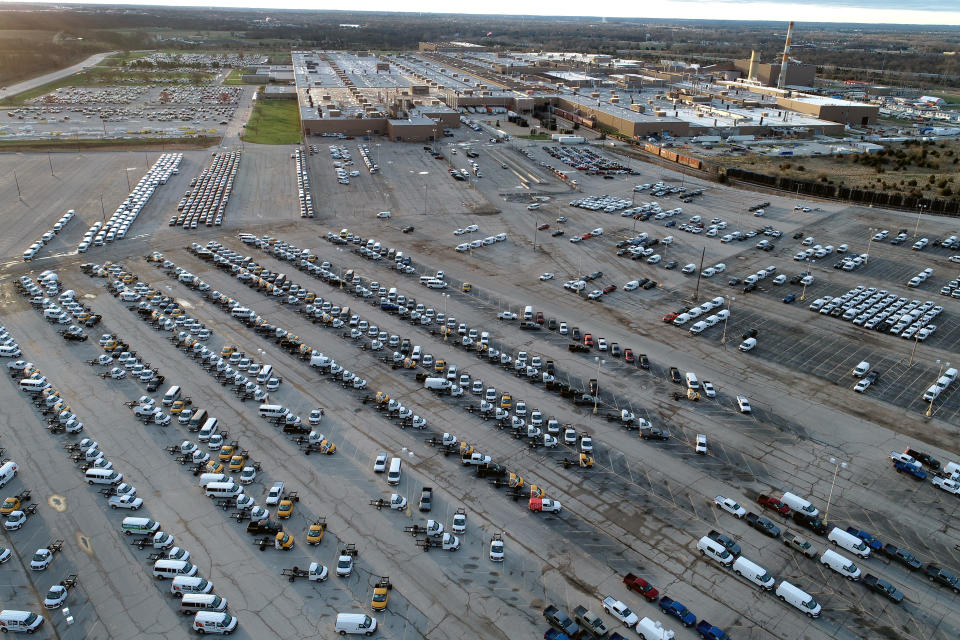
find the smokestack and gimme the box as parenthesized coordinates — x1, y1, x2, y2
(747, 50, 757, 80)
(777, 21, 795, 89)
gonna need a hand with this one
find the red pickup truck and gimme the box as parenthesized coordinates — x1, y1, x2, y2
(622, 573, 659, 601)
(757, 494, 792, 515)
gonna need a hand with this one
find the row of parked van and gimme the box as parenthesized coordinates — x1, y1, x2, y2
(22, 209, 75, 261)
(696, 535, 822, 616)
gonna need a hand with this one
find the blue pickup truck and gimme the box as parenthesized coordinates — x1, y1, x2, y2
(845, 527, 883, 551)
(659, 596, 697, 627)
(544, 630, 572, 640)
(697, 620, 731, 640)
(893, 459, 927, 479)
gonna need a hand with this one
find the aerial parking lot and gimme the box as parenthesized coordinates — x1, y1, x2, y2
(1, 130, 959, 640)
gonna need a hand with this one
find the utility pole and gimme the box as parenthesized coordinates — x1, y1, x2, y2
(48, 151, 55, 177)
(693, 246, 706, 302)
(14, 171, 22, 200)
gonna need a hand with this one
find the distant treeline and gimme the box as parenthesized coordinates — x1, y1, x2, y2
(1, 7, 958, 86)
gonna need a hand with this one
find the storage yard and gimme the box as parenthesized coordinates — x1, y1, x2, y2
(1, 57, 960, 640)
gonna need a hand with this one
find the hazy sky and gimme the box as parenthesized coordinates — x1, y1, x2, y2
(25, 0, 960, 25)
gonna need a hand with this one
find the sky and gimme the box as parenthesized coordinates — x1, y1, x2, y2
(21, 0, 960, 25)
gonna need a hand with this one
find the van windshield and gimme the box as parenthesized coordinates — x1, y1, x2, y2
(23, 613, 38, 625)
(844, 562, 858, 573)
(803, 598, 818, 610)
(759, 571, 772, 583)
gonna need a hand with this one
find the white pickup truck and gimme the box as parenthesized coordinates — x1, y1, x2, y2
(601, 596, 639, 627)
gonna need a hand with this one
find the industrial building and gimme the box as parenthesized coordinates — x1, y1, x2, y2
(291, 42, 879, 142)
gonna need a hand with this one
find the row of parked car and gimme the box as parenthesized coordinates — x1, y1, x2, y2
(81, 152, 181, 251)
(543, 145, 635, 175)
(22, 209, 75, 261)
(292, 149, 314, 218)
(715, 484, 960, 599)
(808, 284, 943, 342)
(169, 151, 237, 229)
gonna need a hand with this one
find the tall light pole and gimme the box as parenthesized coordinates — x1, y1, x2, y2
(720, 296, 734, 345)
(800, 261, 814, 302)
(125, 167, 137, 192)
(913, 203, 925, 239)
(865, 228, 875, 265)
(823, 456, 848, 524)
(926, 359, 949, 418)
(442, 294, 450, 341)
(419, 170, 429, 215)
(593, 357, 605, 415)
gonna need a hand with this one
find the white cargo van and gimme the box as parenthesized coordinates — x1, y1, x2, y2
(781, 492, 819, 518)
(852, 361, 870, 377)
(387, 458, 402, 485)
(198, 473, 231, 488)
(122, 517, 160, 535)
(820, 549, 861, 580)
(179, 594, 227, 615)
(697, 536, 734, 566)
(0, 610, 45, 633)
(335, 613, 378, 635)
(775, 581, 821, 617)
(0, 461, 19, 489)
(162, 385, 181, 406)
(85, 468, 122, 485)
(827, 527, 870, 558)
(198, 418, 219, 442)
(258, 404, 288, 419)
(732, 555, 775, 589)
(204, 482, 241, 498)
(424, 377, 452, 390)
(523, 305, 534, 321)
(153, 559, 197, 579)
(256, 365, 273, 384)
(171, 576, 214, 597)
(19, 378, 49, 394)
(192, 611, 237, 635)
(685, 372, 699, 390)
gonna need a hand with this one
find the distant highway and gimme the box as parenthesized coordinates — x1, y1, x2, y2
(0, 50, 117, 101)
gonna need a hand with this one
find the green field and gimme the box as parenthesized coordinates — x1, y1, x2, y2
(0, 135, 219, 152)
(241, 97, 301, 145)
(223, 68, 247, 85)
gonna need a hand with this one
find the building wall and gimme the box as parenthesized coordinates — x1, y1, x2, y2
(732, 60, 815, 87)
(776, 97, 878, 125)
(386, 120, 440, 142)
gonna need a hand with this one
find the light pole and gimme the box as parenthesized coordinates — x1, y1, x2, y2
(593, 357, 605, 415)
(823, 456, 848, 525)
(124, 167, 137, 192)
(720, 296, 734, 345)
(800, 261, 814, 302)
(908, 331, 921, 367)
(913, 203, 925, 239)
(865, 228, 875, 265)
(926, 359, 949, 417)
(419, 171, 429, 215)
(442, 294, 450, 341)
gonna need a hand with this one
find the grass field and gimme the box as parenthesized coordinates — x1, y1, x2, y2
(223, 68, 247, 85)
(0, 135, 219, 152)
(241, 97, 301, 145)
